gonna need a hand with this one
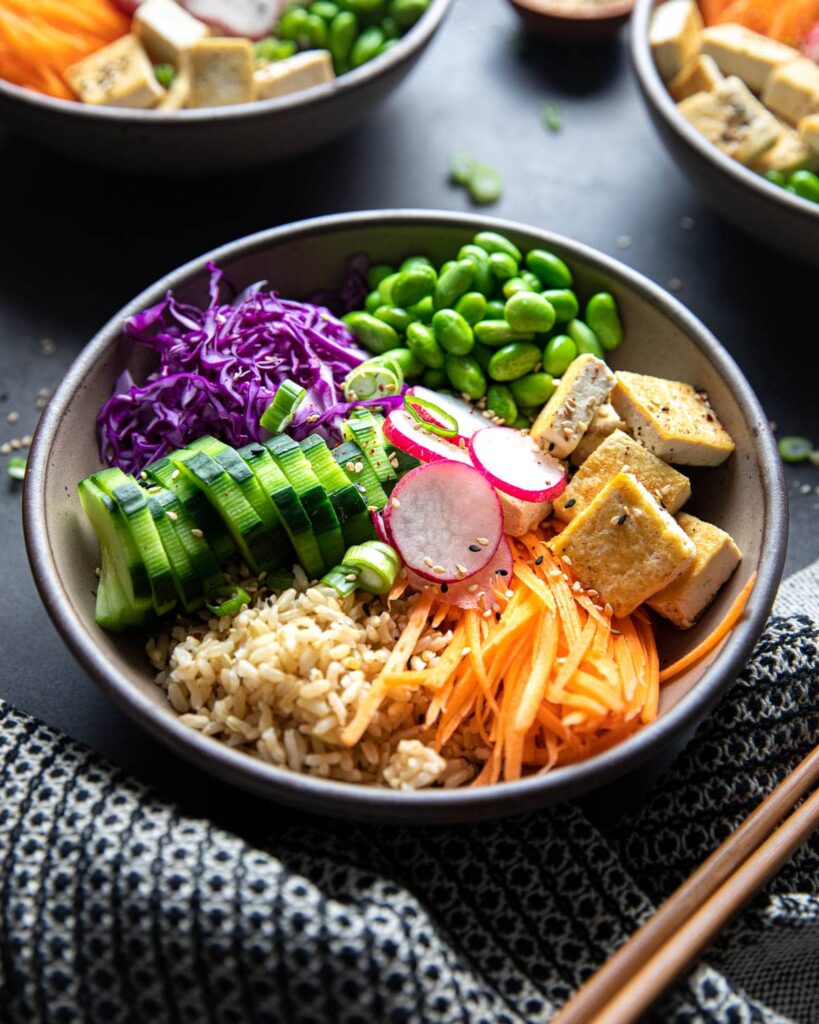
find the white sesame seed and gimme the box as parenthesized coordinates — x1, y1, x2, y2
(166, 511, 178, 522)
(391, 497, 400, 509)
(10, 439, 20, 450)
(191, 528, 204, 538)
(171, 469, 180, 481)
(504, 589, 513, 599)
(562, 555, 572, 566)
(423, 556, 434, 568)
(0, 443, 10, 455)
(432, 565, 446, 575)
(617, 235, 631, 250)
(455, 563, 468, 576)
(467, 584, 479, 593)
(6, 411, 19, 424)
(345, 573, 358, 582)
(476, 537, 489, 546)
(461, 647, 472, 657)
(95, 567, 101, 577)
(572, 581, 582, 592)
(40, 338, 56, 355)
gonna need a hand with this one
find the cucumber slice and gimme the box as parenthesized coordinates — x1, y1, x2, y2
(384, 444, 421, 478)
(331, 440, 389, 511)
(145, 454, 235, 563)
(265, 435, 345, 572)
(147, 485, 224, 598)
(260, 380, 306, 434)
(342, 410, 396, 488)
(171, 450, 280, 573)
(238, 443, 322, 579)
(92, 468, 177, 617)
(146, 489, 205, 612)
(300, 436, 375, 546)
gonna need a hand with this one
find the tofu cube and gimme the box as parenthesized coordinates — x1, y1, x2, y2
(611, 371, 735, 466)
(530, 355, 616, 460)
(498, 491, 552, 538)
(548, 473, 696, 618)
(700, 24, 798, 94)
(157, 73, 190, 111)
(554, 430, 691, 523)
(571, 403, 627, 465)
(65, 34, 165, 109)
(677, 76, 781, 165)
(180, 38, 254, 108)
(134, 0, 209, 65)
(669, 54, 724, 102)
(649, 0, 704, 82)
(762, 59, 819, 128)
(648, 513, 741, 628)
(254, 50, 335, 101)
(800, 112, 819, 156)
(750, 122, 814, 174)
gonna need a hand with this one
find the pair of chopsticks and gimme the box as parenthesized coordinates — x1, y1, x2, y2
(552, 745, 819, 1024)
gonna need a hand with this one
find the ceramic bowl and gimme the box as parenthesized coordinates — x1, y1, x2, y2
(507, 0, 634, 44)
(631, 0, 819, 268)
(24, 210, 787, 823)
(0, 0, 452, 175)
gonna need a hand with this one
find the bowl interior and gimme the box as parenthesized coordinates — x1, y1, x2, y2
(26, 213, 785, 821)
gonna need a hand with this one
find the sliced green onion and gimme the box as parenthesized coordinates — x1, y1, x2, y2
(321, 563, 361, 597)
(206, 586, 251, 617)
(450, 151, 477, 186)
(265, 570, 296, 591)
(7, 456, 26, 481)
(404, 394, 458, 438)
(343, 360, 403, 401)
(467, 164, 503, 205)
(778, 436, 813, 463)
(260, 380, 306, 434)
(541, 102, 562, 132)
(343, 541, 400, 594)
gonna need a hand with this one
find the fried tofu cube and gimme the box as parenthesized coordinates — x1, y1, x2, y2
(498, 491, 552, 538)
(648, 513, 741, 628)
(134, 0, 209, 65)
(571, 403, 627, 465)
(156, 72, 190, 110)
(180, 37, 254, 108)
(700, 24, 798, 94)
(649, 0, 703, 82)
(800, 112, 819, 156)
(554, 430, 691, 523)
(65, 34, 165, 109)
(548, 473, 696, 618)
(611, 372, 735, 466)
(750, 122, 814, 173)
(677, 77, 781, 165)
(254, 50, 334, 101)
(530, 355, 616, 460)
(762, 59, 819, 128)
(669, 54, 724, 102)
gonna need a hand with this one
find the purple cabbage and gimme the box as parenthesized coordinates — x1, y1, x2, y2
(97, 262, 391, 474)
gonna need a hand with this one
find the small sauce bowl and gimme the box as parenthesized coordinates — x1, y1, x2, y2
(506, 0, 635, 43)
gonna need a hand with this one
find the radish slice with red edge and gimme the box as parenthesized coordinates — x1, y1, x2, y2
(371, 510, 389, 544)
(180, 0, 282, 38)
(383, 462, 502, 583)
(469, 427, 567, 502)
(407, 386, 493, 442)
(404, 537, 513, 610)
(383, 408, 472, 466)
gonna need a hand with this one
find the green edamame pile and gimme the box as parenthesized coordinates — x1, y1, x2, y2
(257, 0, 432, 76)
(763, 168, 819, 206)
(342, 230, 625, 428)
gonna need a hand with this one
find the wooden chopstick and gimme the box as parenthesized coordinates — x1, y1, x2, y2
(552, 745, 819, 1024)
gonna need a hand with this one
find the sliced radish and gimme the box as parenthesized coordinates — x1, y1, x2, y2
(405, 537, 513, 610)
(469, 428, 567, 503)
(180, 0, 282, 38)
(383, 462, 502, 583)
(407, 386, 493, 441)
(383, 408, 472, 466)
(371, 509, 389, 544)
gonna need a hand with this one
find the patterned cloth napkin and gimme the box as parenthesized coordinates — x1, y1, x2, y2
(1, 564, 817, 1024)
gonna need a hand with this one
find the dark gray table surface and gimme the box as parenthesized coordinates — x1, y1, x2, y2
(0, 0, 816, 831)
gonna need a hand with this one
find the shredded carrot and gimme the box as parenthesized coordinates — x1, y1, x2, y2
(699, 0, 819, 47)
(658, 573, 757, 683)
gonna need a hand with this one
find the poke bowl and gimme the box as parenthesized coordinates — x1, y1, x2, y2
(23, 210, 786, 823)
(0, 0, 453, 174)
(631, 0, 819, 267)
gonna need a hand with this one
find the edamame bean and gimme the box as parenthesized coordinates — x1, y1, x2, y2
(526, 249, 573, 288)
(389, 0, 429, 28)
(364, 290, 382, 313)
(329, 10, 358, 65)
(406, 321, 445, 368)
(377, 272, 399, 303)
(567, 319, 604, 359)
(502, 276, 534, 299)
(473, 231, 522, 262)
(487, 342, 541, 382)
(763, 170, 786, 187)
(585, 292, 623, 351)
(457, 245, 494, 297)
(790, 169, 819, 204)
(342, 311, 400, 354)
(391, 264, 437, 307)
(504, 292, 556, 333)
(484, 299, 506, 319)
(351, 26, 384, 67)
(510, 415, 532, 430)
(400, 255, 434, 272)
(345, 0, 387, 12)
(521, 271, 542, 291)
(474, 320, 535, 347)
(454, 291, 487, 326)
(408, 296, 434, 323)
(375, 305, 413, 333)
(509, 372, 555, 407)
(445, 353, 486, 399)
(310, 1, 339, 19)
(488, 251, 519, 281)
(543, 334, 578, 376)
(433, 259, 474, 310)
(278, 7, 311, 39)
(486, 384, 518, 425)
(471, 342, 493, 371)
(371, 347, 423, 378)
(433, 309, 474, 355)
(367, 264, 394, 289)
(421, 367, 447, 389)
(542, 289, 579, 323)
(381, 15, 399, 38)
(303, 13, 328, 46)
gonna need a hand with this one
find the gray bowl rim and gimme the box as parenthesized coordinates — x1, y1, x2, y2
(23, 209, 788, 821)
(0, 0, 452, 126)
(630, 0, 819, 223)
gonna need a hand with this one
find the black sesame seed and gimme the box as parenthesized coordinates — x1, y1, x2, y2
(468, 544, 481, 553)
(548, 442, 555, 452)
(363, 603, 370, 617)
(495, 568, 508, 576)
(534, 555, 544, 565)
(440, 583, 448, 593)
(617, 513, 628, 525)
(564, 498, 576, 508)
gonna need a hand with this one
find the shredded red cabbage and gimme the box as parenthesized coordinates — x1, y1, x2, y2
(97, 262, 399, 474)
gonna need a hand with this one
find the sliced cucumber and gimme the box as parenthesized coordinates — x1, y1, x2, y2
(331, 439, 389, 511)
(300, 435, 374, 546)
(384, 443, 421, 478)
(147, 485, 224, 598)
(265, 435, 345, 572)
(342, 409, 396, 488)
(146, 489, 205, 612)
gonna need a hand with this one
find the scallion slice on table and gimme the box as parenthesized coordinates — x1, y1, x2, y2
(404, 394, 458, 438)
(260, 380, 306, 434)
(778, 436, 814, 464)
(206, 586, 251, 617)
(7, 456, 26, 480)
